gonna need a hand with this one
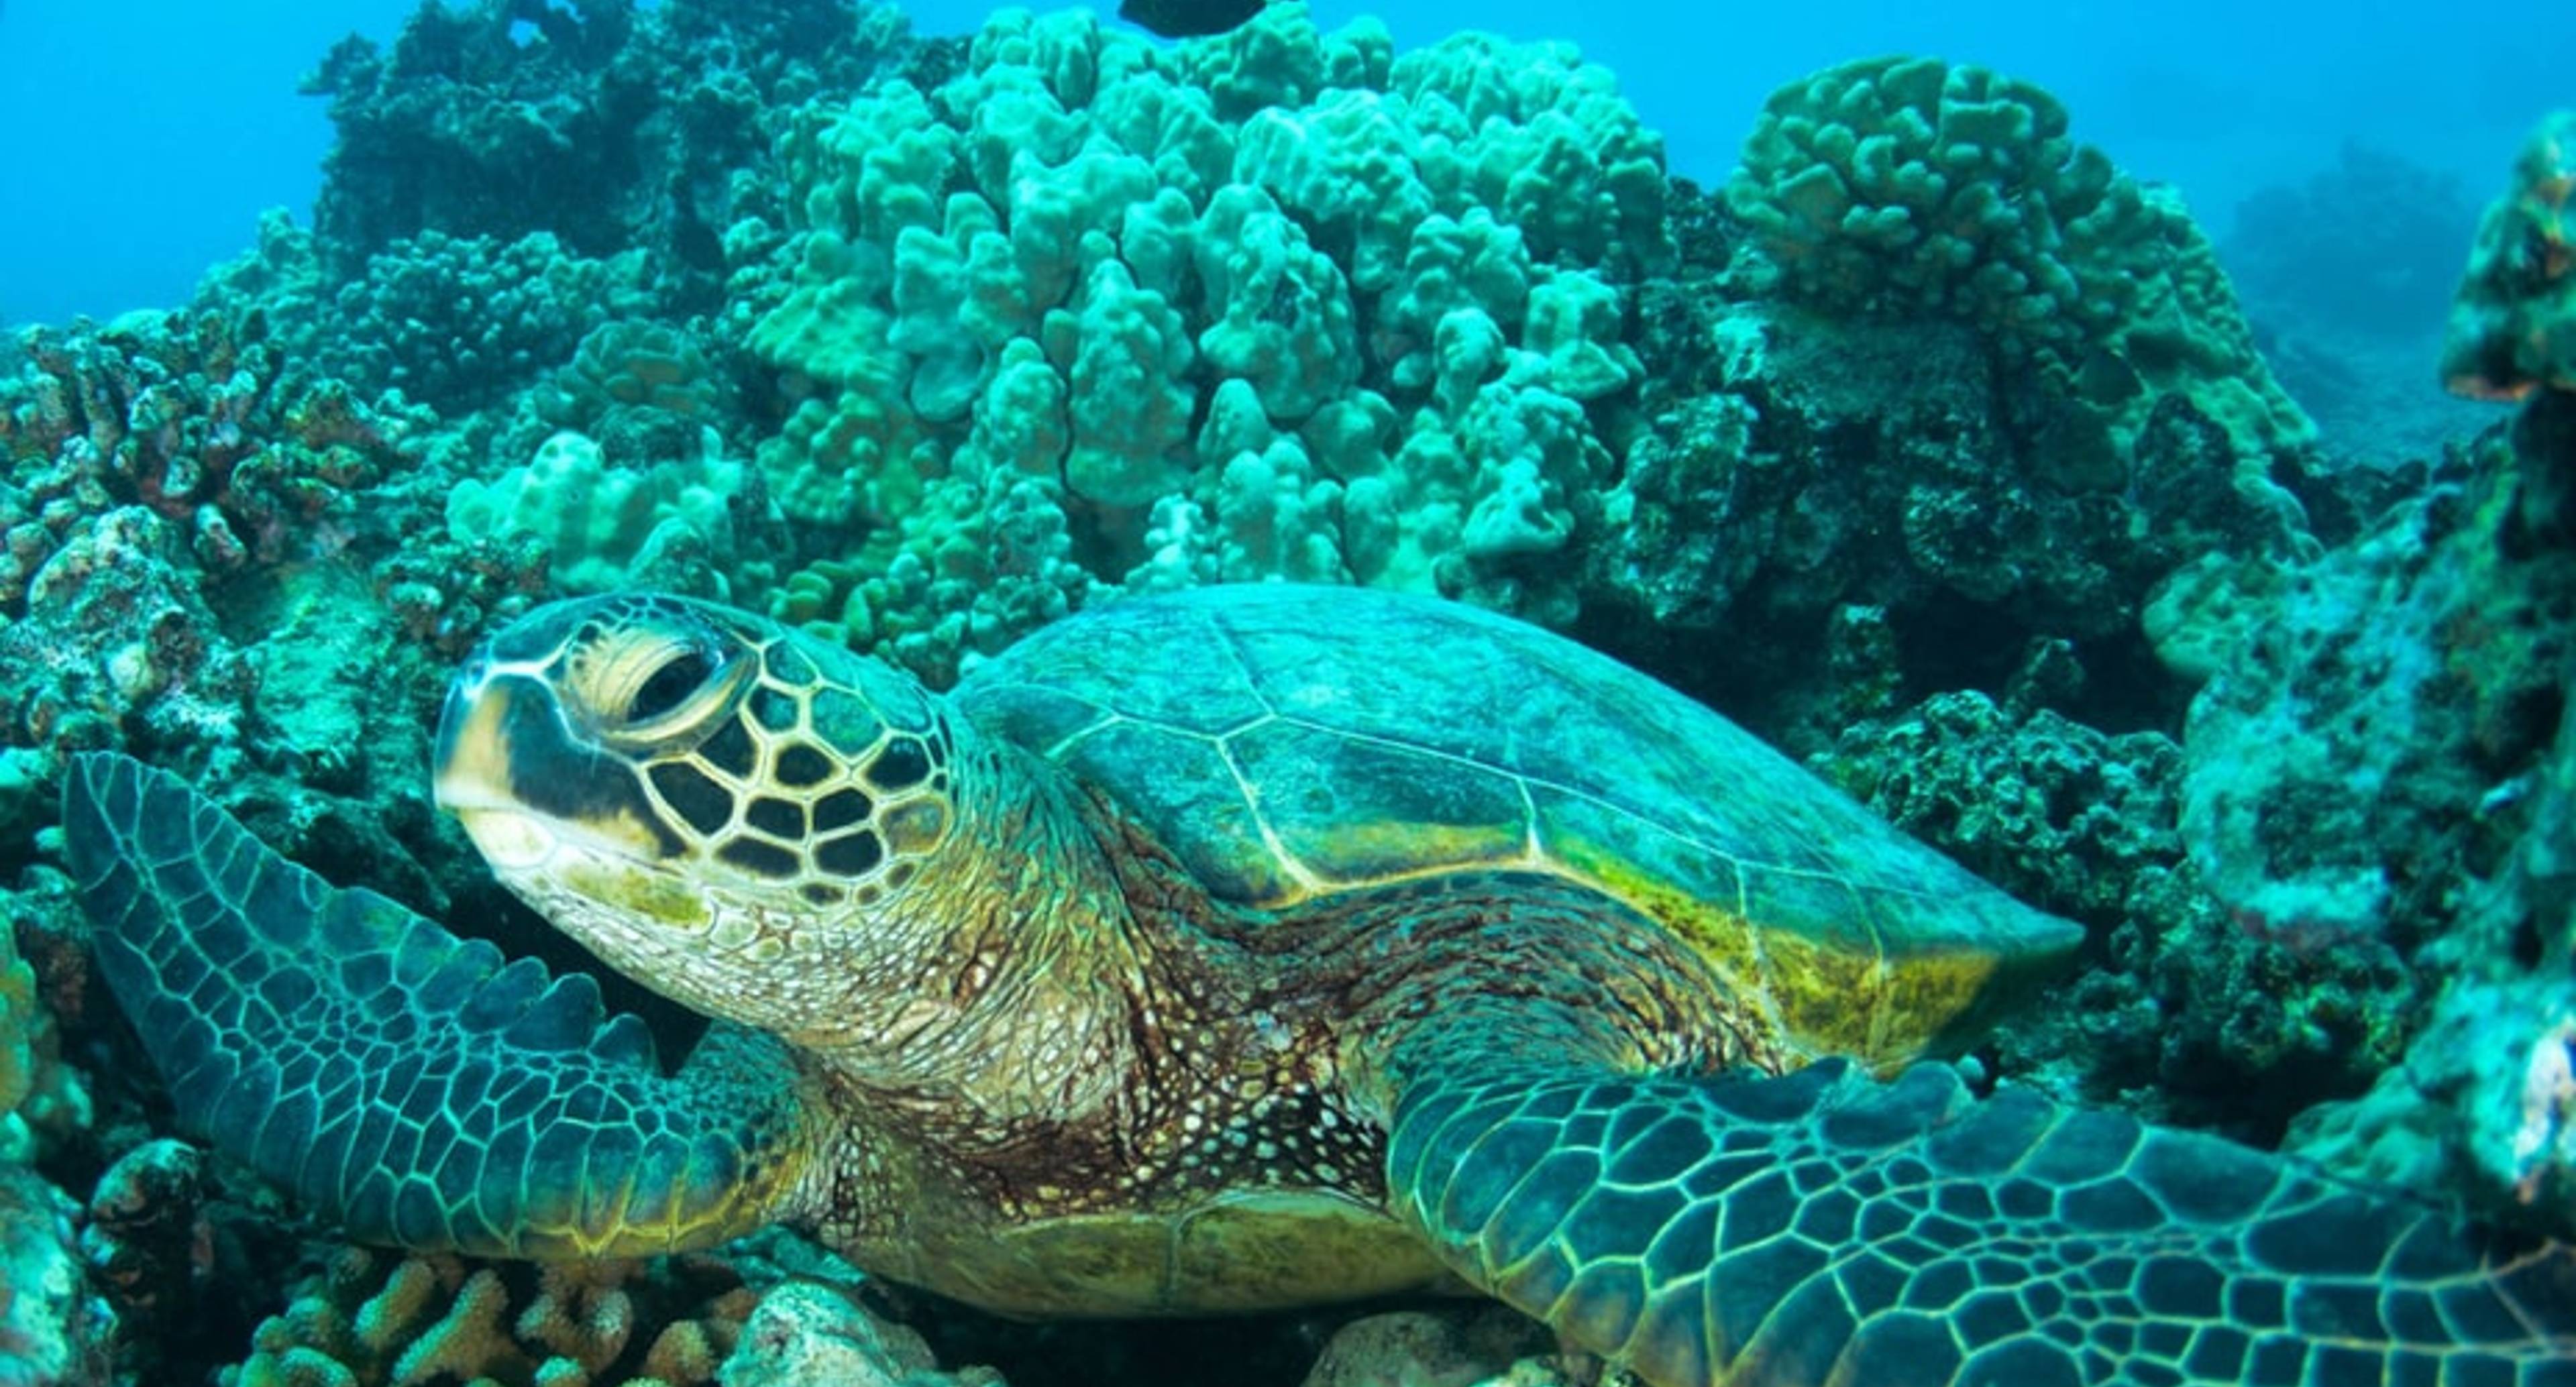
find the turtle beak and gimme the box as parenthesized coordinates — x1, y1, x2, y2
(432, 660, 512, 812)
(435, 665, 561, 870)
(434, 664, 682, 867)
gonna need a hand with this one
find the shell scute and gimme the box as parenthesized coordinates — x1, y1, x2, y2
(956, 586, 2082, 1064)
(1067, 718, 1299, 903)
(1224, 720, 1532, 892)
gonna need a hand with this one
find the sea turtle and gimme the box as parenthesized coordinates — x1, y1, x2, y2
(62, 586, 2576, 1385)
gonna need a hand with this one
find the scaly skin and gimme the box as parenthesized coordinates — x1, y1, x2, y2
(1378, 1034, 2576, 1386)
(60, 753, 818, 1258)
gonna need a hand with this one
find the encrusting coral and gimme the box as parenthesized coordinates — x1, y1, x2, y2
(0, 924, 35, 1144)
(2184, 114, 2576, 1231)
(0, 1162, 105, 1387)
(2249, 406, 2576, 1230)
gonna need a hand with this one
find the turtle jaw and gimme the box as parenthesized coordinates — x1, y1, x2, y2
(435, 666, 722, 940)
(433, 661, 686, 864)
(446, 803, 557, 873)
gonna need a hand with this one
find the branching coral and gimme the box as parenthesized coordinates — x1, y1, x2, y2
(735, 2, 1666, 673)
(223, 1247, 758, 1387)
(0, 310, 422, 602)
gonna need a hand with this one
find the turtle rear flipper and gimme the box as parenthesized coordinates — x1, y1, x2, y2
(62, 752, 816, 1259)
(1387, 1056, 2576, 1386)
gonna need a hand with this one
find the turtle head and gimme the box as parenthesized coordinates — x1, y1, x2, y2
(433, 593, 961, 1031)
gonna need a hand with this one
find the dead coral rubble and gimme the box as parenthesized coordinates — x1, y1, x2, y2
(0, 311, 420, 601)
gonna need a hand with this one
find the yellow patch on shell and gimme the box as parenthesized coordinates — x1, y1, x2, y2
(1283, 820, 1529, 898)
(1556, 848, 2004, 1072)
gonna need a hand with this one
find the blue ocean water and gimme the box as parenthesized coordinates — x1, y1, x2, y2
(0, 0, 2567, 330)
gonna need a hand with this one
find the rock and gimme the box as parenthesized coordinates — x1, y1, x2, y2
(0, 1163, 107, 1386)
(1297, 1307, 1558, 1387)
(722, 1282, 1002, 1387)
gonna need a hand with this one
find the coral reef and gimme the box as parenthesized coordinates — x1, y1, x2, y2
(542, 321, 735, 437)
(200, 1239, 1024, 1387)
(1580, 265, 2315, 748)
(1725, 56, 2310, 467)
(2443, 111, 2575, 402)
(737, 3, 1667, 671)
(0, 310, 421, 598)
(0, 505, 259, 843)
(2182, 115, 2576, 1225)
(1, 1, 2559, 1382)
(2245, 394, 2576, 1230)
(1819, 689, 2415, 1135)
(298, 0, 912, 304)
(0, 907, 83, 1169)
(720, 1283, 1000, 1387)
(0, 928, 32, 1140)
(336, 233, 657, 412)
(193, 214, 672, 419)
(2180, 443, 2564, 954)
(2226, 141, 2479, 341)
(0, 1162, 107, 1387)
(447, 430, 765, 598)
(223, 1247, 758, 1387)
(2183, 109, 2576, 1109)
(0, 875, 90, 1172)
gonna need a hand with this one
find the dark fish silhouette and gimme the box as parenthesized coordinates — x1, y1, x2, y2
(1118, 0, 1269, 39)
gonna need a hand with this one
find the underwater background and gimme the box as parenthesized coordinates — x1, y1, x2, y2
(1, 0, 2574, 1382)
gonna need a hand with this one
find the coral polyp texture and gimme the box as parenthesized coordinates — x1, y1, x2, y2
(735, 4, 1666, 669)
(2442, 109, 2576, 402)
(2181, 116, 2576, 1228)
(0, 927, 34, 1148)
(0, 310, 421, 597)
(1726, 55, 2311, 463)
(221, 1246, 771, 1387)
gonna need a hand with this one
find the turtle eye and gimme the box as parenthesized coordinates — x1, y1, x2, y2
(618, 646, 720, 728)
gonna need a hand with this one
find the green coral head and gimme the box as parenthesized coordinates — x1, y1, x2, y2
(2440, 109, 2575, 402)
(433, 592, 964, 1035)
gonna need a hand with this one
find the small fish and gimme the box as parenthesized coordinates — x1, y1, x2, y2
(1118, 0, 1270, 39)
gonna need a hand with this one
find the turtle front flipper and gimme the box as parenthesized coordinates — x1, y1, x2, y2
(1385, 1056, 2576, 1386)
(62, 751, 818, 1260)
